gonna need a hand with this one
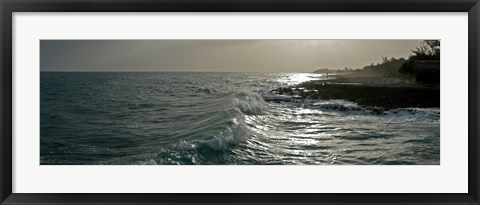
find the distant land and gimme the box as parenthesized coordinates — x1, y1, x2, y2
(265, 40, 441, 110)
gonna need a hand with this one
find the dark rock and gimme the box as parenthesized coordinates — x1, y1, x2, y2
(266, 79, 439, 110)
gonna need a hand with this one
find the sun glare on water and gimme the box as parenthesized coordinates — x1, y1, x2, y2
(277, 73, 323, 85)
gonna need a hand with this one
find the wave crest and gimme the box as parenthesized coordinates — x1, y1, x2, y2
(231, 91, 266, 115)
(195, 117, 249, 152)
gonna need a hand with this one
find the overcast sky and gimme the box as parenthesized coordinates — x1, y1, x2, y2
(40, 40, 423, 72)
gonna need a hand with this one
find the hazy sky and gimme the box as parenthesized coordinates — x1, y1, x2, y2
(41, 40, 423, 72)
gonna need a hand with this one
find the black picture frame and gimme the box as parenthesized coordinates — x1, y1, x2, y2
(1, 0, 479, 204)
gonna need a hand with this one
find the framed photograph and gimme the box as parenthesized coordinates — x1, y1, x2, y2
(1, 0, 479, 204)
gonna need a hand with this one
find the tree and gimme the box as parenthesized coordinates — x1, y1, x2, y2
(400, 40, 440, 76)
(399, 40, 441, 83)
(382, 56, 388, 63)
(410, 40, 440, 60)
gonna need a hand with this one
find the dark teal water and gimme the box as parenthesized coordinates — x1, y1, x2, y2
(40, 72, 440, 165)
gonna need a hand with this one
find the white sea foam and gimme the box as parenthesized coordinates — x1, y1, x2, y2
(41, 72, 439, 165)
(232, 91, 266, 115)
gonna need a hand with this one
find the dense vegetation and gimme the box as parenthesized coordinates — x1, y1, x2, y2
(399, 40, 440, 84)
(314, 57, 407, 78)
(314, 40, 440, 84)
(355, 57, 407, 77)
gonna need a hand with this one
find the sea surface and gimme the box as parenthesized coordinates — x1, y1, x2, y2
(40, 72, 440, 165)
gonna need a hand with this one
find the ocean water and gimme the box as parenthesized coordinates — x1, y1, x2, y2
(40, 72, 440, 165)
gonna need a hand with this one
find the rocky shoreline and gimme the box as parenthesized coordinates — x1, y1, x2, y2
(265, 77, 440, 110)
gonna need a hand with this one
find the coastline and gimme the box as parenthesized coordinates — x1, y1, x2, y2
(266, 75, 440, 110)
